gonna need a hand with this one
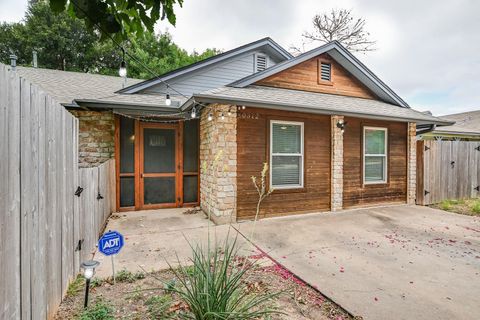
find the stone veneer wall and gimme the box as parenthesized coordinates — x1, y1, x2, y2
(69, 110, 115, 168)
(407, 122, 417, 204)
(331, 115, 344, 211)
(199, 104, 237, 224)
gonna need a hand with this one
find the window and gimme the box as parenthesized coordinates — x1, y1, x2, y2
(319, 61, 331, 81)
(363, 127, 388, 184)
(255, 53, 268, 72)
(270, 121, 304, 189)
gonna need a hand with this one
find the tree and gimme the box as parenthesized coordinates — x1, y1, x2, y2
(300, 9, 376, 53)
(49, 0, 183, 41)
(0, 1, 218, 78)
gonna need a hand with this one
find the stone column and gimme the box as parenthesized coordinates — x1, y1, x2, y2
(331, 115, 344, 211)
(407, 122, 417, 204)
(199, 104, 237, 224)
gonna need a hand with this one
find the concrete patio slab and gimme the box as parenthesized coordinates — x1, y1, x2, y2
(93, 208, 266, 278)
(236, 205, 480, 320)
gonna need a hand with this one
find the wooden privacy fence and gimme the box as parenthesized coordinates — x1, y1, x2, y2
(0, 63, 115, 320)
(416, 140, 480, 205)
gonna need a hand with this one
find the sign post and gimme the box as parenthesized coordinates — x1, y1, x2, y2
(98, 230, 124, 284)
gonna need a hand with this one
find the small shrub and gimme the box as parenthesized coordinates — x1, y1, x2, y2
(169, 235, 281, 319)
(115, 269, 145, 283)
(90, 278, 104, 288)
(145, 295, 173, 319)
(79, 298, 114, 320)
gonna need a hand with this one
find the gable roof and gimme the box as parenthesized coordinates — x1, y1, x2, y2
(432, 110, 480, 135)
(187, 85, 452, 126)
(229, 41, 409, 108)
(118, 37, 293, 94)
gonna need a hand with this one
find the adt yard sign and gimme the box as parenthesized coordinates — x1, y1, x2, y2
(98, 230, 124, 256)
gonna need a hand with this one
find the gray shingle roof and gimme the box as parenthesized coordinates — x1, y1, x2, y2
(193, 85, 452, 125)
(434, 110, 480, 135)
(14, 65, 184, 109)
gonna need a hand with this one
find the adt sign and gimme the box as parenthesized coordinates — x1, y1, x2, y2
(98, 230, 124, 256)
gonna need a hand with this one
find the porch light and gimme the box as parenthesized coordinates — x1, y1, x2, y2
(208, 113, 213, 121)
(220, 112, 225, 120)
(191, 106, 197, 119)
(241, 105, 246, 110)
(81, 260, 100, 308)
(165, 93, 171, 106)
(336, 120, 347, 133)
(119, 48, 127, 77)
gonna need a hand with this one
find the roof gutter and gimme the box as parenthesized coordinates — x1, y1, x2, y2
(416, 124, 437, 135)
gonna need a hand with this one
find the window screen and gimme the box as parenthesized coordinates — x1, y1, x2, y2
(270, 121, 304, 188)
(363, 127, 387, 183)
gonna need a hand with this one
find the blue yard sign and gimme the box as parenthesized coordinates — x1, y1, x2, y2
(98, 230, 124, 256)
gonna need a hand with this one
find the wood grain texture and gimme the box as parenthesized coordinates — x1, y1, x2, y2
(236, 107, 331, 220)
(418, 140, 480, 205)
(255, 53, 377, 100)
(343, 117, 408, 208)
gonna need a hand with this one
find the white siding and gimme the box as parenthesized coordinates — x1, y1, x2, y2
(142, 50, 283, 96)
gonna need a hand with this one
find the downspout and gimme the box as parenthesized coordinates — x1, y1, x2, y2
(416, 124, 437, 135)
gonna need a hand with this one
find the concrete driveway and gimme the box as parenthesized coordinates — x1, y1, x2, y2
(235, 205, 480, 320)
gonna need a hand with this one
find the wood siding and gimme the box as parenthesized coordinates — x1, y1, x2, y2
(343, 117, 408, 208)
(237, 108, 331, 219)
(255, 53, 377, 100)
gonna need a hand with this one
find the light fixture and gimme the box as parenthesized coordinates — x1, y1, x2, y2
(118, 48, 127, 77)
(220, 112, 225, 120)
(241, 105, 246, 110)
(227, 106, 232, 116)
(165, 84, 172, 106)
(81, 260, 100, 308)
(336, 120, 347, 133)
(191, 106, 197, 119)
(207, 113, 213, 121)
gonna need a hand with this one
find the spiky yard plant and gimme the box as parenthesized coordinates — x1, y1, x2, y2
(169, 234, 281, 319)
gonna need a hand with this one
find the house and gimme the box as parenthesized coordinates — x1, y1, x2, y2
(418, 110, 480, 141)
(13, 37, 452, 223)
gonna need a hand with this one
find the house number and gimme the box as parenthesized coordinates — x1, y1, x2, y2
(238, 112, 259, 120)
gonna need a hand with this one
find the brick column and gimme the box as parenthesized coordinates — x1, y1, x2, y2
(69, 110, 115, 168)
(407, 122, 417, 204)
(199, 104, 237, 224)
(331, 115, 344, 211)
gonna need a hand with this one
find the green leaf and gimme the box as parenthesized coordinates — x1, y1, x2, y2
(49, 0, 68, 13)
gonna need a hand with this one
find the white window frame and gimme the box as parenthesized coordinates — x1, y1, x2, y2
(363, 126, 388, 185)
(270, 120, 304, 189)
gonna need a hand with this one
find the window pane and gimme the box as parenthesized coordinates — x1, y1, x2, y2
(365, 156, 385, 182)
(272, 156, 301, 186)
(120, 177, 135, 207)
(184, 120, 199, 172)
(120, 117, 135, 173)
(365, 129, 386, 155)
(183, 175, 198, 203)
(272, 123, 301, 154)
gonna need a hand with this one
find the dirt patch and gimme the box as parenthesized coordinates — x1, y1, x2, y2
(431, 198, 480, 216)
(56, 263, 359, 320)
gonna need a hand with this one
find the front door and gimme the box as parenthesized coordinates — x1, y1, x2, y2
(139, 123, 180, 209)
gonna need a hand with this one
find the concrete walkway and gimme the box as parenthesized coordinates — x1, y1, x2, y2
(237, 205, 480, 320)
(94, 208, 263, 277)
(94, 205, 480, 320)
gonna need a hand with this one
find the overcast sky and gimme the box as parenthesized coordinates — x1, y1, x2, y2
(1, 0, 478, 116)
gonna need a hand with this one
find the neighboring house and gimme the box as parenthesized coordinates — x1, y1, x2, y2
(11, 37, 452, 223)
(419, 110, 480, 141)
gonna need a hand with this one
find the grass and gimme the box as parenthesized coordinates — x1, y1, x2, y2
(115, 269, 145, 283)
(145, 295, 173, 319)
(67, 276, 85, 297)
(78, 298, 114, 320)
(435, 198, 480, 216)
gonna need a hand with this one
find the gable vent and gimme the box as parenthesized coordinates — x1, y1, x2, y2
(255, 54, 268, 72)
(320, 62, 331, 81)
